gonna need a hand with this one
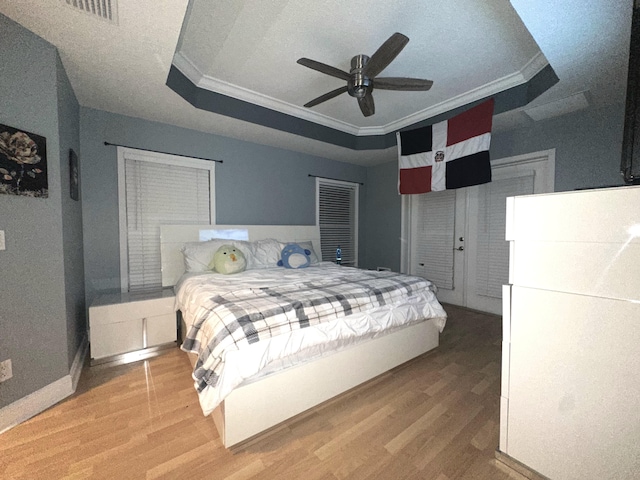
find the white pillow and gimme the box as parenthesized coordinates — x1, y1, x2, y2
(182, 239, 251, 273)
(246, 238, 282, 269)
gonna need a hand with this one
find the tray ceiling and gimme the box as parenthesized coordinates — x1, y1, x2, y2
(0, 0, 632, 166)
(174, 0, 545, 135)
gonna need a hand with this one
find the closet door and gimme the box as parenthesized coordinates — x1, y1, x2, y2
(409, 190, 466, 305)
(403, 150, 555, 314)
(465, 170, 535, 314)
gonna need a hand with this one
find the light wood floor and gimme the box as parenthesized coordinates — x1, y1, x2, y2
(0, 305, 525, 480)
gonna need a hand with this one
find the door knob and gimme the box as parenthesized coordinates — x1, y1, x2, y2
(459, 237, 464, 242)
(454, 246, 464, 251)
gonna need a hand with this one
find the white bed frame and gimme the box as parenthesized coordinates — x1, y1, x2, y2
(161, 224, 441, 448)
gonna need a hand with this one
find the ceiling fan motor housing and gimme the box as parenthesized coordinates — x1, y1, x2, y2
(347, 54, 372, 98)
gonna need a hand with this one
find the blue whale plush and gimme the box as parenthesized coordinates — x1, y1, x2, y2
(278, 243, 311, 269)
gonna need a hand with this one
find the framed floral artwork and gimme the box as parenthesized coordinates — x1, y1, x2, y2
(69, 149, 79, 200)
(0, 123, 48, 198)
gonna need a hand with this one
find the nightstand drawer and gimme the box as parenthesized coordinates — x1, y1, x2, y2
(147, 313, 177, 346)
(90, 318, 144, 359)
(89, 289, 177, 364)
(89, 296, 175, 326)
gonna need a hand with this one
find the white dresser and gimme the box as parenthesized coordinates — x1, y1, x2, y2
(499, 186, 640, 479)
(89, 288, 177, 365)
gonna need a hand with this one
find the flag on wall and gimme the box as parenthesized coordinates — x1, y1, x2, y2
(397, 98, 494, 194)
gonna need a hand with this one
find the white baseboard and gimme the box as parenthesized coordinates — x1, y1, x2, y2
(0, 335, 87, 434)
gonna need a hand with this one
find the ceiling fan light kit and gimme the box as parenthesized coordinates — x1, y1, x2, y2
(347, 55, 372, 99)
(297, 32, 433, 117)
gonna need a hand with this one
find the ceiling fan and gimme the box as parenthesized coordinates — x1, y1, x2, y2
(297, 32, 433, 117)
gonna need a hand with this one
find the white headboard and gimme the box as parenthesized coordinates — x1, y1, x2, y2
(160, 224, 322, 287)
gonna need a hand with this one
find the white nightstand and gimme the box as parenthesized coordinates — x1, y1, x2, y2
(89, 288, 177, 365)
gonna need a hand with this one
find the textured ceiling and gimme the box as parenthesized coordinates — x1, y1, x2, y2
(174, 0, 544, 134)
(0, 0, 633, 166)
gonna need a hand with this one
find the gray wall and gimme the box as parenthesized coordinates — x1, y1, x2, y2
(362, 101, 627, 272)
(0, 16, 80, 407)
(80, 108, 368, 302)
(361, 160, 402, 271)
(491, 103, 626, 191)
(57, 56, 85, 369)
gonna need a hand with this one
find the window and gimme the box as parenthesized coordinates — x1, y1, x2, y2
(316, 178, 359, 266)
(117, 147, 215, 292)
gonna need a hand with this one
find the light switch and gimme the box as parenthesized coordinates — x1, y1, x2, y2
(0, 230, 5, 251)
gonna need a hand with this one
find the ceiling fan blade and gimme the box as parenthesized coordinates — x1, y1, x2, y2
(362, 32, 409, 78)
(297, 58, 350, 81)
(374, 77, 434, 91)
(304, 86, 349, 108)
(358, 94, 375, 117)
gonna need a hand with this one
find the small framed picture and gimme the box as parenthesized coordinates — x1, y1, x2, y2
(69, 149, 79, 201)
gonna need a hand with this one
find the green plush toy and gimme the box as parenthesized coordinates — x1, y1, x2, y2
(208, 244, 247, 274)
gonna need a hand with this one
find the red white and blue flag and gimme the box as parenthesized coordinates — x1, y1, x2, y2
(397, 99, 494, 194)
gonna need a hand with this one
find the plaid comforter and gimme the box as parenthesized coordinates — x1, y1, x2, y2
(179, 266, 439, 394)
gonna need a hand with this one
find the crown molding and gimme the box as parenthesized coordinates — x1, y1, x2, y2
(366, 52, 549, 134)
(520, 51, 549, 81)
(173, 50, 549, 136)
(172, 52, 363, 135)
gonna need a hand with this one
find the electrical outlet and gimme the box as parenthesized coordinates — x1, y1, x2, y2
(0, 359, 12, 382)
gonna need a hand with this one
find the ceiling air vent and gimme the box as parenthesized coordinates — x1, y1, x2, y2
(62, 0, 118, 24)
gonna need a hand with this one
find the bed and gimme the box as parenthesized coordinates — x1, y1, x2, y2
(161, 224, 447, 448)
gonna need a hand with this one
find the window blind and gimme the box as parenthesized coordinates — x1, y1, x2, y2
(412, 190, 456, 289)
(317, 180, 358, 265)
(124, 157, 211, 291)
(475, 173, 535, 298)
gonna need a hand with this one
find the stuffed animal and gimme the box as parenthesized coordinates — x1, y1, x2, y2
(209, 244, 246, 274)
(278, 243, 311, 269)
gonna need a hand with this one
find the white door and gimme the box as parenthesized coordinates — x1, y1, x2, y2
(407, 189, 465, 306)
(402, 150, 555, 315)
